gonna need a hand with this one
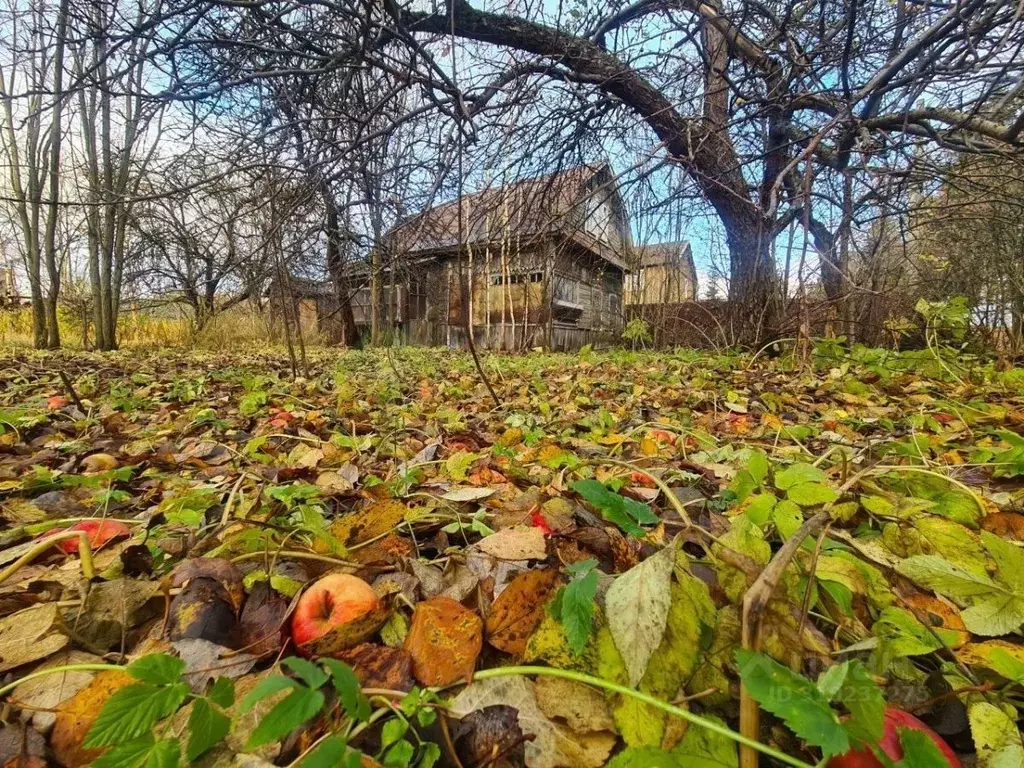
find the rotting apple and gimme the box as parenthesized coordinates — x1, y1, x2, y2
(53, 519, 131, 554)
(291, 573, 381, 648)
(828, 708, 962, 768)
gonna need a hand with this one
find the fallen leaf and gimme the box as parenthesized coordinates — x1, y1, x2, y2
(326, 499, 408, 549)
(477, 525, 547, 561)
(534, 677, 616, 734)
(605, 543, 676, 686)
(11, 650, 103, 732)
(452, 675, 617, 768)
(336, 643, 414, 692)
(168, 577, 240, 647)
(239, 581, 289, 656)
(443, 487, 496, 502)
(486, 568, 562, 654)
(50, 670, 134, 767)
(404, 596, 483, 685)
(0, 603, 68, 672)
(80, 453, 118, 473)
(300, 595, 393, 657)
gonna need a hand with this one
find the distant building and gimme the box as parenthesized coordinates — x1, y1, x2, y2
(625, 241, 697, 305)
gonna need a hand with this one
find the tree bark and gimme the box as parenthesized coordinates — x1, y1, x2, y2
(325, 200, 362, 348)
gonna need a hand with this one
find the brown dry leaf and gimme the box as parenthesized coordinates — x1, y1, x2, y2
(349, 533, 415, 565)
(171, 558, 245, 610)
(404, 596, 483, 686)
(486, 568, 561, 654)
(476, 525, 547, 561)
(534, 677, 616, 734)
(336, 643, 414, 692)
(903, 594, 970, 648)
(239, 581, 289, 656)
(324, 499, 408, 550)
(0, 604, 69, 673)
(50, 670, 134, 768)
(980, 511, 1024, 540)
(301, 595, 394, 656)
(65, 578, 162, 652)
(452, 675, 617, 768)
(11, 650, 103, 733)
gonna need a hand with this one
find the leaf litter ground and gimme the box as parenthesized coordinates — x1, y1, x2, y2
(1, 345, 1023, 767)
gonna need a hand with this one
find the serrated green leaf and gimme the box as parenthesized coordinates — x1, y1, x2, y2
(240, 674, 298, 712)
(571, 479, 654, 536)
(283, 657, 329, 689)
(187, 698, 230, 761)
(558, 565, 599, 656)
(816, 663, 849, 699)
(417, 742, 442, 768)
(127, 654, 186, 686)
(208, 677, 235, 708)
(837, 661, 885, 746)
(895, 728, 950, 768)
(606, 543, 675, 687)
(383, 739, 415, 768)
(746, 451, 769, 486)
(743, 493, 776, 526)
(321, 658, 371, 722)
(245, 687, 325, 749)
(981, 531, 1024, 592)
(787, 482, 839, 507)
(735, 649, 848, 758)
(968, 700, 1024, 768)
(143, 738, 180, 768)
(775, 463, 826, 491)
(961, 594, 1024, 637)
(84, 682, 190, 748)
(607, 747, 678, 768)
(897, 555, 1002, 600)
(300, 735, 348, 768)
(91, 734, 156, 768)
(671, 713, 738, 767)
(381, 717, 409, 749)
(773, 499, 804, 540)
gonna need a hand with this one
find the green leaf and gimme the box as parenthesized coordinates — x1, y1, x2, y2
(605, 543, 675, 687)
(417, 742, 442, 768)
(383, 739, 415, 768)
(836, 661, 885, 747)
(895, 728, 950, 768)
(127, 654, 186, 686)
(773, 499, 804, 540)
(84, 683, 190, 748)
(743, 493, 776, 526)
(208, 677, 235, 708)
(787, 482, 839, 507)
(557, 563, 599, 656)
(775, 463, 826, 491)
(981, 531, 1024, 592)
(968, 700, 1024, 768)
(187, 698, 230, 761)
(746, 451, 769, 486)
(381, 717, 409, 749)
(897, 555, 1002, 600)
(671, 713, 738, 767)
(245, 687, 325, 749)
(571, 479, 657, 536)
(300, 735, 348, 768)
(961, 595, 1024, 637)
(143, 738, 180, 768)
(91, 734, 156, 768)
(283, 657, 329, 689)
(239, 674, 298, 712)
(734, 649, 848, 758)
(607, 747, 679, 768)
(321, 658, 371, 722)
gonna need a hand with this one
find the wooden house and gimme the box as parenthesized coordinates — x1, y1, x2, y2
(624, 241, 698, 305)
(379, 163, 632, 350)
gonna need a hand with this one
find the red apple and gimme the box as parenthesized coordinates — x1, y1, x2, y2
(291, 573, 381, 648)
(828, 708, 961, 768)
(51, 520, 131, 554)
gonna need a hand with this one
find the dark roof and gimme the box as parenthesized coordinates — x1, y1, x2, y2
(384, 164, 629, 269)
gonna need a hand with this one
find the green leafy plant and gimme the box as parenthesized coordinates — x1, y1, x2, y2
(550, 558, 599, 655)
(571, 478, 659, 536)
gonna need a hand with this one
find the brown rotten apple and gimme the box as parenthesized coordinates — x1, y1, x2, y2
(828, 708, 962, 768)
(291, 573, 381, 648)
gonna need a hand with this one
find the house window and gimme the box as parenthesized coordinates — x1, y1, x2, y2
(492, 271, 543, 286)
